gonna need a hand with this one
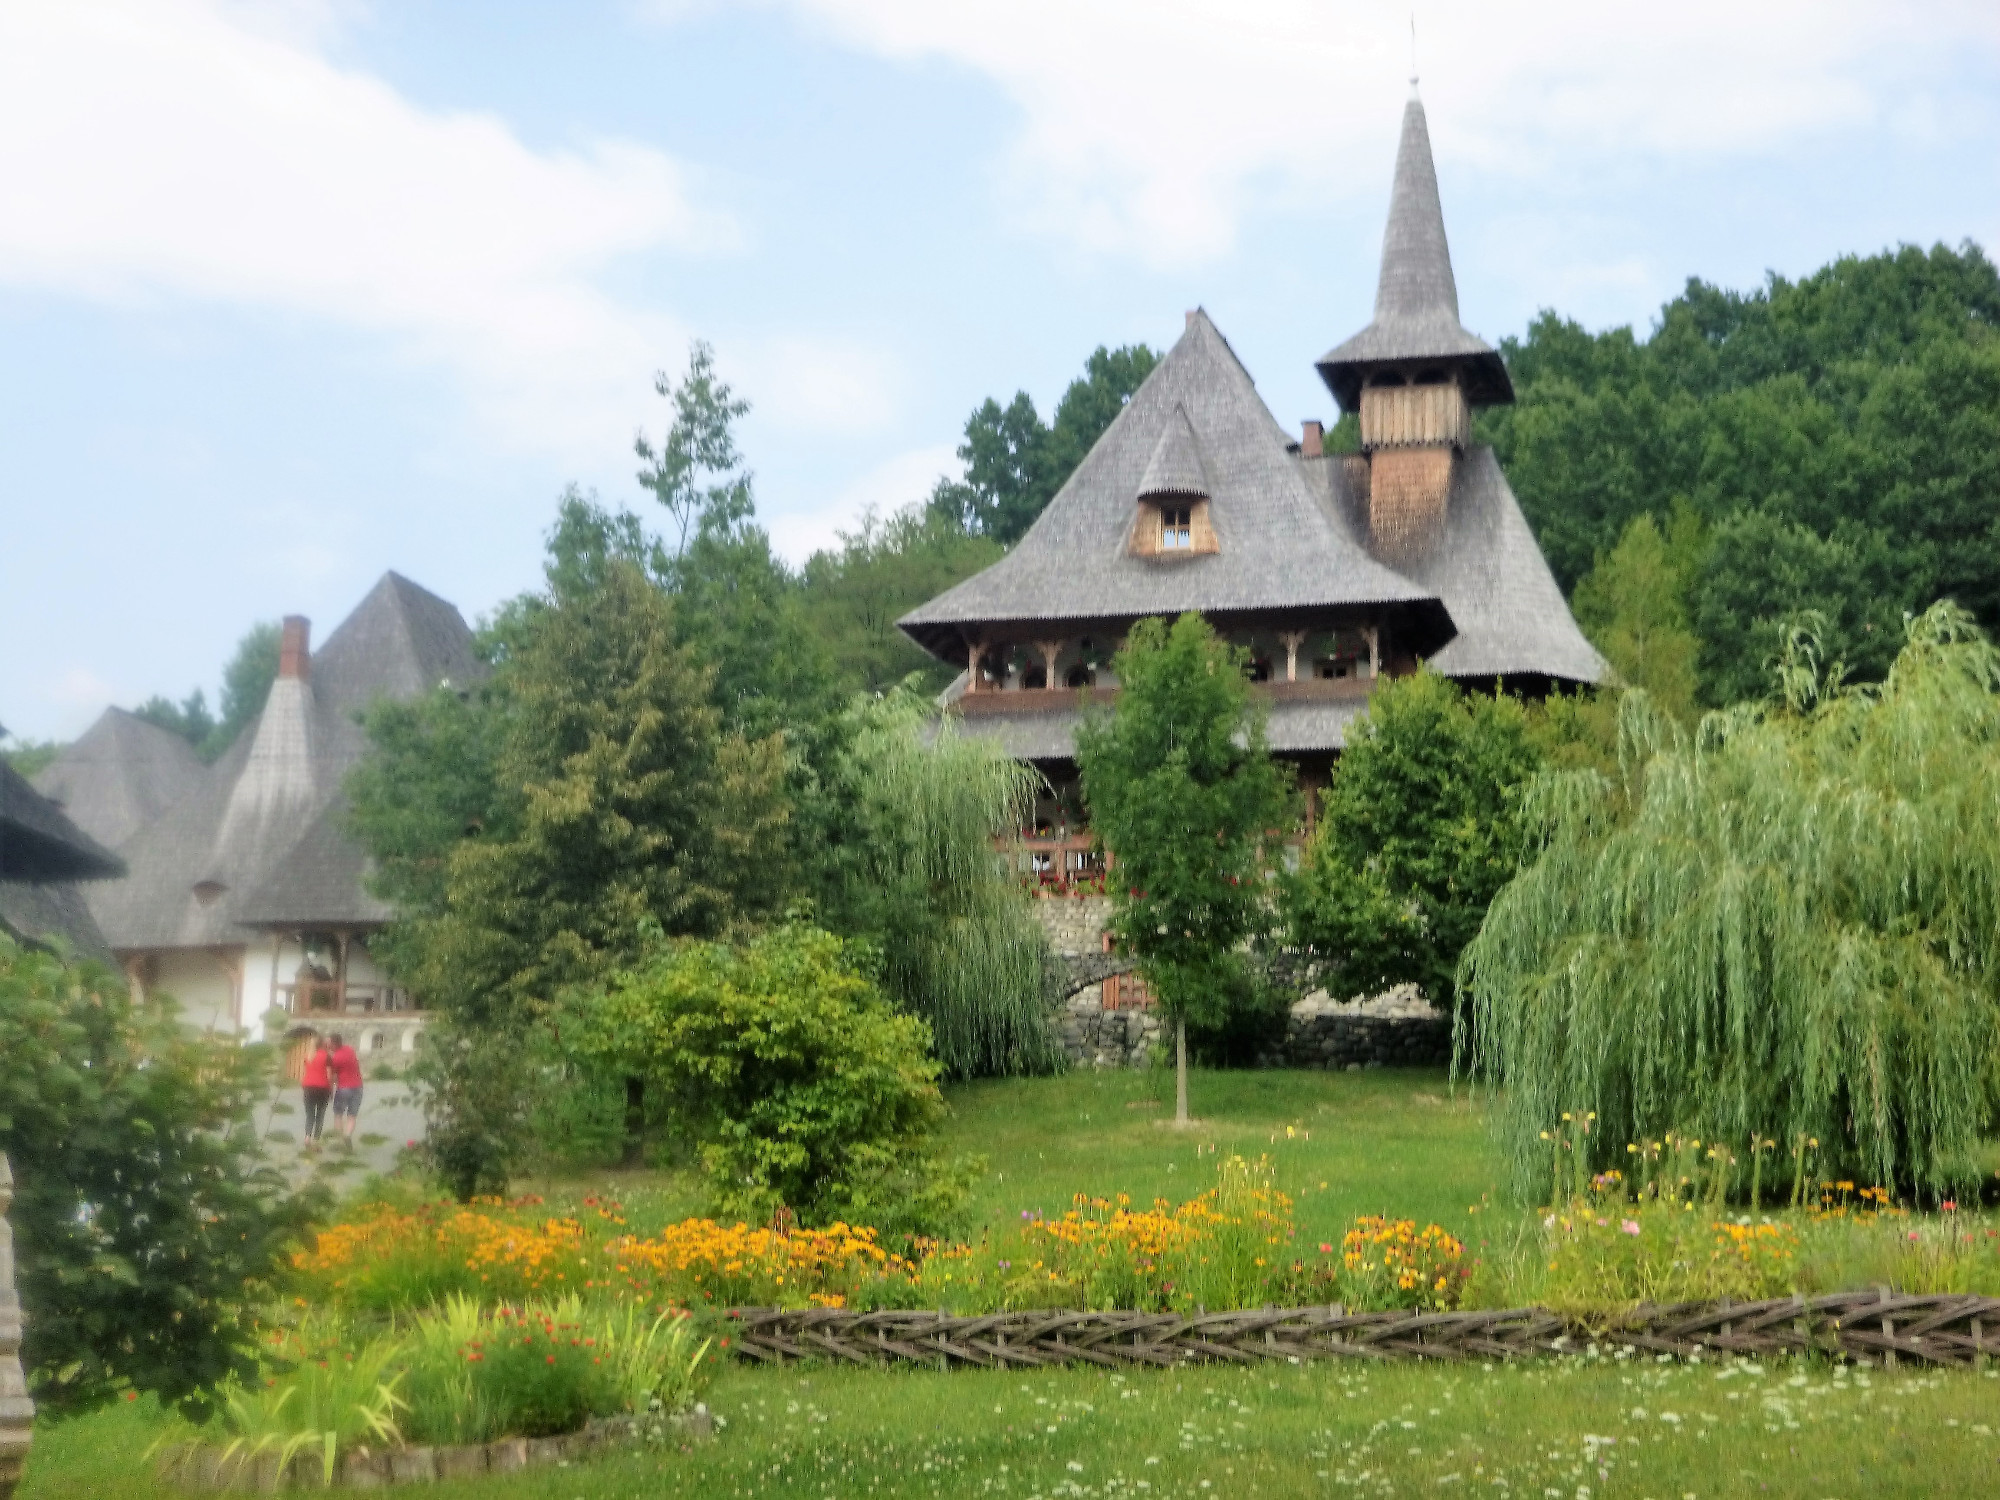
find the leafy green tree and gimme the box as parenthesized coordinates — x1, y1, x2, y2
(928, 343, 1158, 543)
(635, 340, 753, 560)
(1484, 242, 2000, 704)
(133, 689, 217, 751)
(583, 923, 973, 1236)
(350, 557, 789, 1197)
(209, 622, 282, 757)
(1692, 512, 1906, 704)
(812, 686, 1061, 1078)
(1076, 614, 1294, 1125)
(1571, 511, 1702, 723)
(798, 507, 1004, 695)
(0, 736, 61, 777)
(1460, 603, 2000, 1200)
(0, 937, 312, 1416)
(1286, 671, 1539, 1014)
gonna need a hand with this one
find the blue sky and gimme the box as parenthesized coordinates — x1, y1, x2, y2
(3, 0, 1997, 742)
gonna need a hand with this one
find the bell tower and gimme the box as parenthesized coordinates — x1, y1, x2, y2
(1317, 87, 1512, 561)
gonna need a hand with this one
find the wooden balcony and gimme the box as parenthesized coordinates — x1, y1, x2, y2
(958, 674, 1375, 717)
(279, 979, 418, 1016)
(1011, 832, 1104, 894)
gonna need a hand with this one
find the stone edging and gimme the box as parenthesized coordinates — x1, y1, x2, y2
(153, 1406, 712, 1491)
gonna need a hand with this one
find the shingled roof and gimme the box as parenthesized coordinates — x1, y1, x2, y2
(34, 707, 205, 850)
(1305, 448, 1608, 686)
(89, 573, 483, 951)
(0, 759, 124, 882)
(899, 311, 1454, 662)
(1316, 92, 1513, 411)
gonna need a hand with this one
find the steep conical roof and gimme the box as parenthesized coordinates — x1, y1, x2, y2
(34, 707, 206, 850)
(1316, 93, 1513, 411)
(89, 573, 483, 950)
(1136, 406, 1211, 500)
(898, 310, 1452, 658)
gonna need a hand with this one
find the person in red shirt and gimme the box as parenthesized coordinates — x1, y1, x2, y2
(300, 1034, 332, 1148)
(326, 1033, 364, 1149)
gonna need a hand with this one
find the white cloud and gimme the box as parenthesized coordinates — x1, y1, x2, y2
(732, 336, 904, 437)
(773, 0, 2000, 266)
(0, 0, 730, 459)
(764, 441, 957, 565)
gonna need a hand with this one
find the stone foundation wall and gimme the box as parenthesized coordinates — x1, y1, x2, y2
(1268, 987, 1452, 1070)
(1057, 993, 1162, 1069)
(1029, 893, 1114, 957)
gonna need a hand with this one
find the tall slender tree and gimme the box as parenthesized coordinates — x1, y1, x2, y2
(1077, 614, 1293, 1124)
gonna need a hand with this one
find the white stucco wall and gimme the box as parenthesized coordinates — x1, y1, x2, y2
(150, 948, 242, 1035)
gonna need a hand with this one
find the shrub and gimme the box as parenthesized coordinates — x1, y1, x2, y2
(583, 923, 977, 1236)
(0, 936, 314, 1415)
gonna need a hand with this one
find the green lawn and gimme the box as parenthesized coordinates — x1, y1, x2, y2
(513, 1065, 1502, 1247)
(19, 1066, 2000, 1498)
(24, 1350, 2000, 1498)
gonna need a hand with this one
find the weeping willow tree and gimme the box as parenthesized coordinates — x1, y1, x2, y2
(1459, 603, 2000, 1199)
(822, 686, 1063, 1078)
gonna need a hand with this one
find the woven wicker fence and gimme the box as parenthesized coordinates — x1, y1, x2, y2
(725, 1292, 2000, 1371)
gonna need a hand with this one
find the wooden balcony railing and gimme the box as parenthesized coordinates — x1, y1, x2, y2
(278, 980, 418, 1016)
(1010, 833, 1104, 894)
(958, 674, 1375, 717)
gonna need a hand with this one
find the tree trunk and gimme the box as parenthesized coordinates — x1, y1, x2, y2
(1175, 1015, 1189, 1127)
(622, 1075, 646, 1167)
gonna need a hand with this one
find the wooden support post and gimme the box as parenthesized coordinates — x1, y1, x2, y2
(1038, 641, 1062, 689)
(1278, 631, 1307, 683)
(1364, 626, 1381, 679)
(966, 640, 985, 694)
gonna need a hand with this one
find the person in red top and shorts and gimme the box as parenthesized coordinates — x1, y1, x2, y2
(326, 1034, 364, 1149)
(300, 1034, 333, 1148)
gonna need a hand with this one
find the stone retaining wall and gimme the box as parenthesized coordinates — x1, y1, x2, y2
(1268, 986, 1453, 1070)
(154, 1407, 713, 1491)
(1056, 987, 1452, 1072)
(1029, 892, 1114, 959)
(1056, 994, 1161, 1069)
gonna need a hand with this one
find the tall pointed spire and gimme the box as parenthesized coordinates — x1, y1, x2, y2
(1373, 93, 1460, 328)
(1316, 94, 1513, 412)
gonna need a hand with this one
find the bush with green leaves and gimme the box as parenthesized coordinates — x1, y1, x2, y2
(583, 923, 975, 1235)
(1286, 670, 1540, 1013)
(0, 936, 314, 1415)
(1460, 603, 2000, 1200)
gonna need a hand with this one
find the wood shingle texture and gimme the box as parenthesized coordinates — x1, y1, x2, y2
(0, 756, 122, 960)
(32, 707, 204, 851)
(897, 310, 1454, 664)
(88, 573, 483, 953)
(1315, 91, 1512, 410)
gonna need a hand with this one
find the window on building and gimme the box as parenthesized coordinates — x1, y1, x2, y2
(1160, 506, 1192, 549)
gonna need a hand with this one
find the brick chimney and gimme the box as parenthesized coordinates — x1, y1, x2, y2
(278, 616, 311, 681)
(1301, 420, 1324, 459)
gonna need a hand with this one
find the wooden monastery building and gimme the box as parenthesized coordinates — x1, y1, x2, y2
(31, 573, 482, 1045)
(899, 92, 1605, 872)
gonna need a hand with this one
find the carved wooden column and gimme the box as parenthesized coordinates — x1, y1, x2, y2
(1037, 641, 1063, 690)
(965, 640, 986, 694)
(1278, 631, 1307, 683)
(1363, 626, 1381, 679)
(0, 1154, 31, 1500)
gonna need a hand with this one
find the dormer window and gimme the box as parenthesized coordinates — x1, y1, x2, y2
(1131, 403, 1219, 558)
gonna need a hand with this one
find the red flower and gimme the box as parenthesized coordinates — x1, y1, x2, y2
(546, 1355, 557, 1364)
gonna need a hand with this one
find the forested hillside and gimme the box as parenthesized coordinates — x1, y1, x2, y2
(1483, 242, 2000, 704)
